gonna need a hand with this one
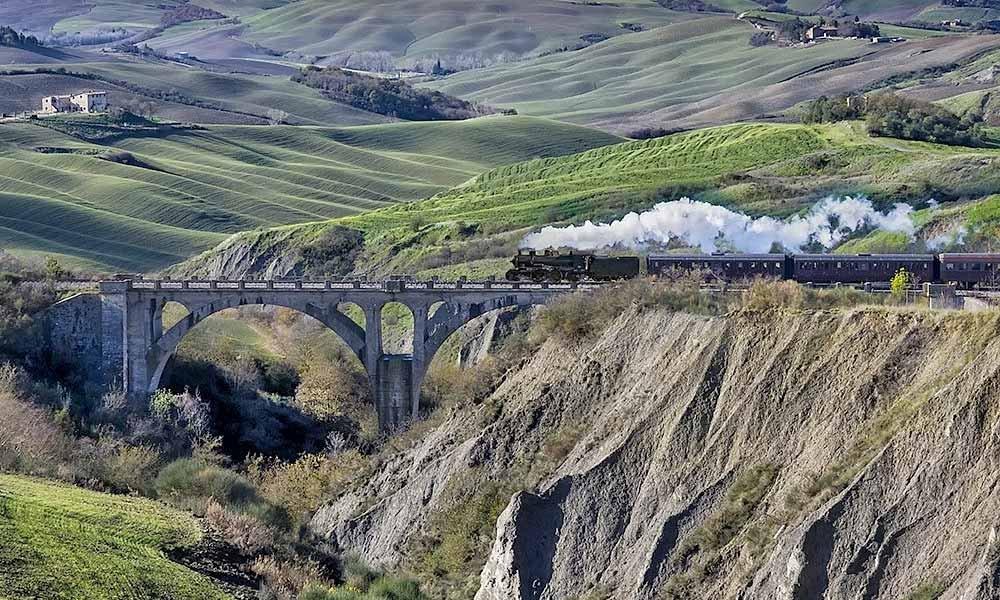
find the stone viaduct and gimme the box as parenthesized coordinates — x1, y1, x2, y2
(46, 279, 593, 431)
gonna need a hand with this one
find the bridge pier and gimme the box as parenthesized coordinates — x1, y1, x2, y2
(46, 280, 579, 433)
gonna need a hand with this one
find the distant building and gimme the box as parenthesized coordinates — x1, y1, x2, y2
(806, 25, 839, 41)
(846, 95, 867, 111)
(40, 95, 74, 114)
(40, 91, 108, 114)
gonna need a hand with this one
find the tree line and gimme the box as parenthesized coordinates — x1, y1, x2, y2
(802, 93, 985, 147)
(0, 25, 42, 48)
(291, 66, 514, 121)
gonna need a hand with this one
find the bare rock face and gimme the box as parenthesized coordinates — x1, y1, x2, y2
(310, 307, 1000, 599)
(162, 227, 307, 280)
(459, 307, 532, 368)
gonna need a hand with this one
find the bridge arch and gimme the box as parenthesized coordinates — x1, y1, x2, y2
(145, 295, 366, 396)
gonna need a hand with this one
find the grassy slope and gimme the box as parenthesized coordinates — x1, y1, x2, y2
(240, 0, 689, 58)
(0, 474, 227, 600)
(429, 16, 1000, 129)
(0, 57, 391, 127)
(0, 116, 620, 271)
(172, 122, 1000, 278)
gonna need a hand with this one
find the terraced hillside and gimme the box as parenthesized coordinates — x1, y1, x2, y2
(169, 122, 1000, 279)
(0, 474, 227, 599)
(0, 116, 620, 271)
(430, 17, 1000, 131)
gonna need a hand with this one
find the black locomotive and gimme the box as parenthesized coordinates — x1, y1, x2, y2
(508, 250, 1000, 289)
(505, 250, 639, 282)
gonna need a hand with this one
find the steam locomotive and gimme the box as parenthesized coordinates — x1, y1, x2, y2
(506, 250, 1000, 288)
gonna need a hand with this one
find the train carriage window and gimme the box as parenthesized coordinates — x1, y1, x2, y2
(946, 263, 955, 271)
(973, 263, 983, 271)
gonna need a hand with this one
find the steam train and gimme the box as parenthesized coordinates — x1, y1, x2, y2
(505, 250, 1000, 288)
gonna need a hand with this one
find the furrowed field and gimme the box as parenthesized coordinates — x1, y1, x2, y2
(430, 17, 1000, 130)
(0, 116, 619, 271)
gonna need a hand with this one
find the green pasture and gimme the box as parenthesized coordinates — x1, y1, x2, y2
(0, 474, 228, 600)
(0, 116, 619, 271)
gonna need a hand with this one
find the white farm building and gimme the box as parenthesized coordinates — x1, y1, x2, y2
(41, 91, 109, 114)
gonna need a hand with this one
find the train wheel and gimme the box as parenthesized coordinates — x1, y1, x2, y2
(505, 271, 520, 282)
(532, 272, 545, 283)
(547, 271, 563, 283)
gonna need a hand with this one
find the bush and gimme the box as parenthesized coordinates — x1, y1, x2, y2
(300, 227, 365, 278)
(84, 437, 162, 494)
(749, 31, 773, 47)
(204, 499, 277, 556)
(741, 279, 875, 311)
(252, 555, 329, 600)
(153, 458, 260, 512)
(0, 364, 73, 476)
(535, 277, 725, 342)
(247, 450, 367, 524)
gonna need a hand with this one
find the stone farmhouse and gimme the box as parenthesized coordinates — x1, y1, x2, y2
(41, 91, 109, 114)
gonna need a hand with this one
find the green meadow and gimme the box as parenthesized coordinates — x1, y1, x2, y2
(428, 16, 993, 128)
(0, 116, 619, 271)
(173, 122, 1000, 278)
(240, 0, 689, 58)
(0, 474, 227, 600)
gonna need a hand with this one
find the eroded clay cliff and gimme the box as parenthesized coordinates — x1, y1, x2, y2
(311, 306, 1000, 600)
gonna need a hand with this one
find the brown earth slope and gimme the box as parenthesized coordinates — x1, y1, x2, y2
(311, 305, 1000, 599)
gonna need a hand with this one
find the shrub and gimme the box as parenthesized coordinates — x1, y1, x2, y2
(367, 578, 428, 600)
(153, 458, 260, 512)
(0, 364, 73, 476)
(205, 499, 277, 556)
(248, 450, 367, 524)
(299, 227, 365, 278)
(409, 484, 512, 595)
(749, 31, 773, 47)
(535, 277, 724, 342)
(86, 437, 162, 494)
(294, 357, 369, 422)
(252, 555, 329, 600)
(741, 279, 876, 311)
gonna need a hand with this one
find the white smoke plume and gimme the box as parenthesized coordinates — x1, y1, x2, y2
(521, 196, 917, 253)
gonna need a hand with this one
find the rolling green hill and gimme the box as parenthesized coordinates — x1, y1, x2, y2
(429, 17, 1000, 131)
(169, 121, 1000, 279)
(239, 0, 689, 59)
(0, 116, 620, 271)
(0, 57, 394, 126)
(0, 474, 228, 599)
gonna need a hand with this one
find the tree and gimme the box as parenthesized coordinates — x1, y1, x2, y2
(890, 268, 911, 302)
(266, 108, 289, 125)
(44, 257, 67, 280)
